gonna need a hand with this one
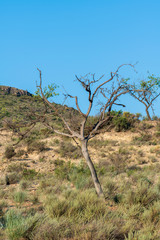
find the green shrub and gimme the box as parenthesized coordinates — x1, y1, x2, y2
(111, 111, 137, 132)
(22, 169, 38, 180)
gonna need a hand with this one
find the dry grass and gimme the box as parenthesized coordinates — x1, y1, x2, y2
(0, 120, 160, 239)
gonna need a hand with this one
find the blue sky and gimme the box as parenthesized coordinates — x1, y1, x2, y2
(1, 0, 160, 116)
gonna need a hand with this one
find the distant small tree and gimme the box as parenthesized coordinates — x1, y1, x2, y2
(128, 74, 160, 120)
(36, 65, 136, 198)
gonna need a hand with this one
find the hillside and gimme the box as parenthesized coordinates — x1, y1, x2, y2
(0, 87, 79, 129)
(0, 89, 160, 239)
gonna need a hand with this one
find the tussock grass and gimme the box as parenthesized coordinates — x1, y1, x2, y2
(2, 158, 160, 240)
(5, 209, 41, 240)
(12, 190, 28, 204)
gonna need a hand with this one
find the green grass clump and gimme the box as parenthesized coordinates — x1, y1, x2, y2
(5, 209, 41, 240)
(13, 191, 27, 204)
(44, 189, 106, 222)
(54, 160, 93, 189)
(123, 181, 160, 207)
(22, 168, 38, 180)
(19, 180, 28, 190)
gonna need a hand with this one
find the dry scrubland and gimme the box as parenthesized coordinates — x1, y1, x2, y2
(0, 95, 160, 239)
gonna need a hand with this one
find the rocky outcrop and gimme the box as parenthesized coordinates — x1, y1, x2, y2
(0, 86, 32, 97)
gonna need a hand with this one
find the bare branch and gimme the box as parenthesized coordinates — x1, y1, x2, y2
(64, 93, 86, 117)
(37, 68, 81, 138)
(43, 122, 81, 139)
(91, 63, 135, 102)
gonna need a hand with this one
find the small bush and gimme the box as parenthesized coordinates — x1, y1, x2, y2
(111, 111, 137, 132)
(22, 169, 38, 180)
(27, 141, 46, 153)
(6, 173, 22, 184)
(15, 149, 25, 157)
(6, 163, 25, 173)
(19, 180, 28, 190)
(4, 146, 16, 159)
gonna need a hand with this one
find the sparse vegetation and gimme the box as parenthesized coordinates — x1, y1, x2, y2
(56, 141, 82, 159)
(1, 85, 160, 239)
(27, 141, 46, 153)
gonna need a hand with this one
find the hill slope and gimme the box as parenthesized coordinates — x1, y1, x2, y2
(0, 87, 160, 239)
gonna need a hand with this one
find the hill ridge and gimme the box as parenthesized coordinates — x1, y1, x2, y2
(0, 85, 32, 97)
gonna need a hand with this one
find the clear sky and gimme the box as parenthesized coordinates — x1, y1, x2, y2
(1, 0, 160, 116)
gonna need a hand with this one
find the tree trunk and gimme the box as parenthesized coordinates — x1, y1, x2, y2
(81, 139, 105, 198)
(146, 107, 151, 120)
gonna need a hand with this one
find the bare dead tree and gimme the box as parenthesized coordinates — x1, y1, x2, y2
(36, 64, 136, 198)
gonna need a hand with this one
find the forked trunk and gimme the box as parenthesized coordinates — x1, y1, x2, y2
(81, 139, 105, 198)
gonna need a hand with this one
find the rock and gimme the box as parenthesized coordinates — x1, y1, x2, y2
(0, 85, 32, 97)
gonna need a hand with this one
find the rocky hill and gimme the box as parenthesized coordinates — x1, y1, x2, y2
(0, 85, 32, 97)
